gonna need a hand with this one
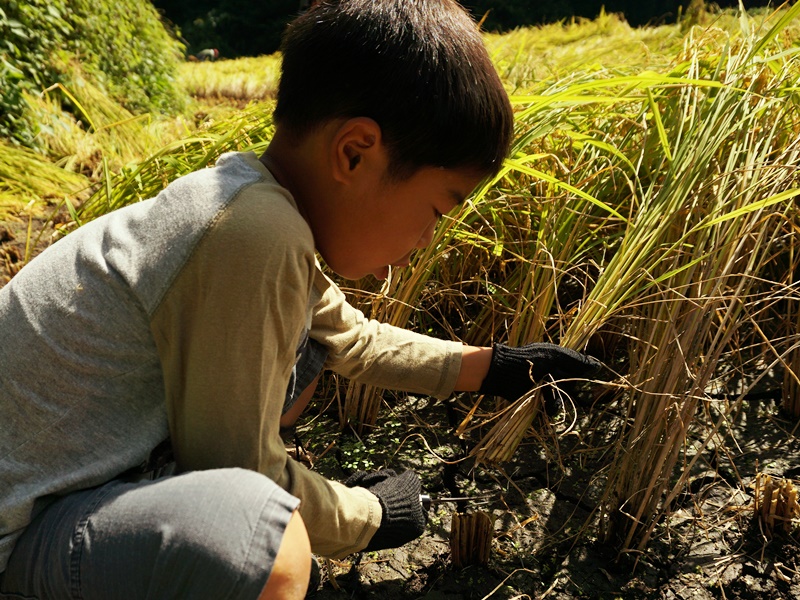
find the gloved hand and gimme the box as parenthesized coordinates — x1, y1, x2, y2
(344, 469, 426, 551)
(478, 342, 601, 407)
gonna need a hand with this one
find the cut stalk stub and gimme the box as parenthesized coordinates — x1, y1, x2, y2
(754, 473, 800, 538)
(450, 511, 493, 568)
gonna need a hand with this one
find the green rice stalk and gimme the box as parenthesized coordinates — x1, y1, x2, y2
(0, 140, 89, 219)
(592, 25, 800, 551)
(467, 9, 800, 555)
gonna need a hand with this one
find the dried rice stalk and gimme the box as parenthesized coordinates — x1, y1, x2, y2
(344, 380, 381, 432)
(784, 335, 800, 419)
(754, 473, 800, 537)
(471, 387, 555, 465)
(782, 249, 800, 418)
(450, 511, 493, 568)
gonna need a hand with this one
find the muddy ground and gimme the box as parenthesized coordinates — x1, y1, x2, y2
(2, 206, 799, 600)
(290, 382, 800, 600)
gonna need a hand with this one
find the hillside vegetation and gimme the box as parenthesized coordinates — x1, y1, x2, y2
(0, 0, 185, 146)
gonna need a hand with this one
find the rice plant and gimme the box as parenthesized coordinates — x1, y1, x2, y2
(471, 5, 800, 554)
(0, 141, 88, 220)
(782, 211, 800, 418)
(26, 64, 193, 181)
(78, 101, 276, 223)
(337, 4, 800, 557)
(484, 9, 683, 92)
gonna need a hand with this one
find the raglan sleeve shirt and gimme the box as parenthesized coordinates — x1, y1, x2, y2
(147, 169, 378, 558)
(0, 151, 464, 568)
(148, 154, 462, 559)
(310, 270, 463, 397)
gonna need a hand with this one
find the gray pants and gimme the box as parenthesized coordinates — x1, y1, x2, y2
(0, 338, 327, 600)
(0, 469, 299, 600)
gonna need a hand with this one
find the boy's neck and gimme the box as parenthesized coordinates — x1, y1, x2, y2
(259, 129, 315, 222)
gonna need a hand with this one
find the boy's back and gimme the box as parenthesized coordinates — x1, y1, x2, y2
(0, 152, 314, 568)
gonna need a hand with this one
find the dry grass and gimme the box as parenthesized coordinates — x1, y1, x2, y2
(340, 4, 800, 555)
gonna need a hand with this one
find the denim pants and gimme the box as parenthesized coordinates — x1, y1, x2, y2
(0, 469, 299, 600)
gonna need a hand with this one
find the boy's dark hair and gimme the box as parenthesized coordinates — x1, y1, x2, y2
(274, 0, 514, 180)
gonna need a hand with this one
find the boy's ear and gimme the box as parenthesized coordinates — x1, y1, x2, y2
(331, 117, 384, 184)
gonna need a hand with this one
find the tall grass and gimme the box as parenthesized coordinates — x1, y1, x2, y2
(340, 4, 800, 555)
(27, 66, 193, 181)
(471, 6, 800, 553)
(783, 229, 800, 418)
(78, 102, 276, 223)
(484, 10, 683, 91)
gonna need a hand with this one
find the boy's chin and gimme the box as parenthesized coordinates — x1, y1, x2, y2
(327, 261, 387, 281)
(371, 266, 390, 281)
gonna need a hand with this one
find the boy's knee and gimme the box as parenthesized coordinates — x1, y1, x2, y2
(260, 510, 311, 599)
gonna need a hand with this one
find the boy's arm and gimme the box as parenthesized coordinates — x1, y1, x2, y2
(310, 271, 464, 397)
(453, 345, 493, 391)
(312, 273, 599, 401)
(150, 189, 381, 558)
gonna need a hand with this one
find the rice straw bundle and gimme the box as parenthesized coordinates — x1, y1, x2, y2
(754, 473, 800, 537)
(450, 511, 494, 568)
(343, 381, 382, 432)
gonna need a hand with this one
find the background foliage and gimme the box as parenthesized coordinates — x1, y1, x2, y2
(0, 0, 185, 146)
(152, 0, 776, 58)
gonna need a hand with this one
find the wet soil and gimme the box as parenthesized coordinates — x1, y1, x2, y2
(291, 382, 800, 600)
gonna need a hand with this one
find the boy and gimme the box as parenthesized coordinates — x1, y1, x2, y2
(0, 0, 598, 598)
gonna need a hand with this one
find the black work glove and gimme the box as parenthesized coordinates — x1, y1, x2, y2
(344, 469, 426, 552)
(479, 342, 601, 413)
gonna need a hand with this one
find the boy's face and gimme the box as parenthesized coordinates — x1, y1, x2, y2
(269, 117, 484, 281)
(321, 164, 482, 281)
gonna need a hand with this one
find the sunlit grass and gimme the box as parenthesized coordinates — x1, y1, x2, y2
(0, 141, 89, 220)
(77, 101, 276, 223)
(178, 54, 282, 102)
(29, 65, 195, 178)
